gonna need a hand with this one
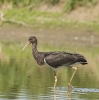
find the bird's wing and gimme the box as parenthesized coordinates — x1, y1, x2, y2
(44, 52, 77, 68)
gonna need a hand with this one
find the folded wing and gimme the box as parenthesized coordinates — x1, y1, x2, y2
(44, 52, 77, 68)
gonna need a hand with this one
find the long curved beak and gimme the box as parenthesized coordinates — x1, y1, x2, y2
(20, 41, 31, 52)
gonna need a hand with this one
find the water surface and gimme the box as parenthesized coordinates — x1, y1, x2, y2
(0, 57, 99, 100)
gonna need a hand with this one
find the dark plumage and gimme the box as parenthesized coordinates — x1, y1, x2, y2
(20, 36, 88, 93)
(29, 36, 87, 67)
(44, 52, 87, 67)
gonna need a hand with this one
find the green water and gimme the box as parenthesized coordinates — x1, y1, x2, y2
(0, 43, 99, 100)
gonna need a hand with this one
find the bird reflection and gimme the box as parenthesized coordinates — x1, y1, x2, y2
(54, 92, 56, 100)
(68, 89, 72, 100)
(53, 87, 72, 100)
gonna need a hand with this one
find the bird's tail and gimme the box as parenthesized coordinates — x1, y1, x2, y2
(76, 56, 88, 65)
(81, 62, 88, 65)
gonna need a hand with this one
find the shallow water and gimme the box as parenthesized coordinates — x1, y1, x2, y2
(0, 59, 99, 100)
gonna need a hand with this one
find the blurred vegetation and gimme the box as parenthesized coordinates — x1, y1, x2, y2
(0, 9, 99, 31)
(0, 0, 98, 12)
(0, 0, 99, 31)
(64, 0, 98, 13)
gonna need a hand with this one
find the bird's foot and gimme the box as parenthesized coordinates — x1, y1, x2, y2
(68, 83, 72, 89)
(68, 83, 73, 95)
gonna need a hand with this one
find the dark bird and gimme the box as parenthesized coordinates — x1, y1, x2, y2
(20, 36, 88, 93)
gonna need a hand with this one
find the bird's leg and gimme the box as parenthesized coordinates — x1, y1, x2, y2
(68, 67, 77, 92)
(54, 71, 57, 94)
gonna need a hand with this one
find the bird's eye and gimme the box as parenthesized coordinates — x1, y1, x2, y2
(29, 38, 32, 40)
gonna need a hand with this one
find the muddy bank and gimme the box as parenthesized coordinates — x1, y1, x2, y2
(0, 25, 99, 46)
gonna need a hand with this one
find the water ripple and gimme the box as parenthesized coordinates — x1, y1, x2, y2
(49, 86, 99, 93)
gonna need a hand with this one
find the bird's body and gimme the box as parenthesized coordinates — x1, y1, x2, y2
(33, 51, 87, 68)
(20, 36, 88, 94)
(31, 37, 87, 68)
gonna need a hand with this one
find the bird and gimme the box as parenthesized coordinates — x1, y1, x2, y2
(20, 36, 88, 94)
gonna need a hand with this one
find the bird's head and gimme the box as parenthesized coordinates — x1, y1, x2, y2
(29, 36, 37, 43)
(20, 36, 37, 52)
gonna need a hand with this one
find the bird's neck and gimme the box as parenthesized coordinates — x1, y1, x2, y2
(32, 42, 44, 66)
(32, 42, 38, 55)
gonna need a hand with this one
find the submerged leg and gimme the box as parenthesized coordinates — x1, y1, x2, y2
(54, 71, 57, 94)
(68, 67, 77, 92)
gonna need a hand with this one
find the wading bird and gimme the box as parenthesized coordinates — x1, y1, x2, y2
(20, 36, 88, 93)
